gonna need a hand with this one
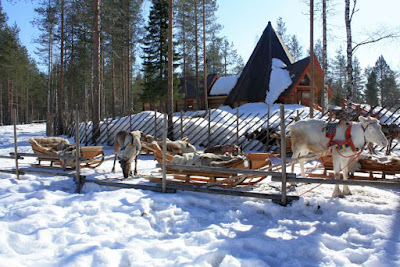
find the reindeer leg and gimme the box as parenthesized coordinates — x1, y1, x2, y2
(133, 156, 138, 176)
(342, 158, 352, 196)
(332, 153, 344, 198)
(386, 138, 393, 155)
(112, 154, 117, 173)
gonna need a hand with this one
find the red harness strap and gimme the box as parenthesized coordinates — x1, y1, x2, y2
(327, 124, 357, 152)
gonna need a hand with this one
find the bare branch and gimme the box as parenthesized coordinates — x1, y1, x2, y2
(352, 27, 400, 54)
(349, 0, 359, 22)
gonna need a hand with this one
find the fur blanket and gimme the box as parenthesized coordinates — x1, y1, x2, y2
(171, 152, 244, 167)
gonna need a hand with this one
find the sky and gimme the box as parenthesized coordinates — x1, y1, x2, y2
(0, 103, 400, 266)
(2, 0, 400, 73)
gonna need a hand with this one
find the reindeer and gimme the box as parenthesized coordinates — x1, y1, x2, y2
(289, 116, 387, 198)
(204, 143, 242, 156)
(368, 123, 400, 155)
(112, 130, 142, 178)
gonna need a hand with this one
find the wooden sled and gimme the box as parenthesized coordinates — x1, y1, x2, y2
(318, 154, 400, 179)
(29, 137, 105, 169)
(142, 142, 274, 188)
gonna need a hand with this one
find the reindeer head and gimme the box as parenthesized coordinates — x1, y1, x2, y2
(359, 116, 388, 147)
(118, 156, 132, 178)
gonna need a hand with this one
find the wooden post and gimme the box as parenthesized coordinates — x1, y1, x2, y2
(267, 104, 270, 151)
(180, 110, 183, 140)
(154, 109, 157, 138)
(129, 113, 132, 131)
(162, 113, 167, 193)
(75, 109, 82, 193)
(280, 104, 287, 206)
(208, 109, 211, 147)
(106, 117, 110, 145)
(13, 108, 19, 180)
(236, 109, 239, 144)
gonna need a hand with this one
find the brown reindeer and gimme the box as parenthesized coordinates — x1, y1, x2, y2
(204, 143, 242, 156)
(112, 130, 142, 178)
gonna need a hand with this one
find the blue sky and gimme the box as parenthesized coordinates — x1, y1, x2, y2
(3, 0, 400, 73)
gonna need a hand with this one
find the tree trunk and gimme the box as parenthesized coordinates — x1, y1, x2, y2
(321, 0, 327, 114)
(167, 0, 174, 139)
(309, 0, 314, 118)
(194, 1, 200, 110)
(91, 0, 101, 143)
(202, 0, 208, 111)
(345, 0, 354, 102)
(57, 0, 65, 135)
(112, 54, 116, 118)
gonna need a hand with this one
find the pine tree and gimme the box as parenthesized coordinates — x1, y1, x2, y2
(288, 35, 303, 61)
(373, 55, 397, 106)
(330, 48, 347, 103)
(276, 17, 289, 44)
(365, 70, 379, 106)
(141, 0, 179, 109)
(352, 57, 364, 103)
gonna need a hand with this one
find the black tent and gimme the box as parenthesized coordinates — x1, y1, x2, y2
(224, 21, 294, 107)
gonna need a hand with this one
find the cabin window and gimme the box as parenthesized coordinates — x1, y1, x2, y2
(299, 75, 310, 86)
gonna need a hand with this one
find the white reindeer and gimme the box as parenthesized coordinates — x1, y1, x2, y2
(288, 116, 388, 197)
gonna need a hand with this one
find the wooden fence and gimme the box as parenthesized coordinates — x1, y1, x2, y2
(65, 103, 400, 152)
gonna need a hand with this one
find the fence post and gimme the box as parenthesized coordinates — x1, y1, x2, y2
(180, 110, 183, 140)
(75, 109, 82, 193)
(106, 117, 110, 145)
(280, 104, 287, 206)
(208, 109, 211, 147)
(129, 113, 132, 131)
(236, 109, 239, 144)
(162, 113, 167, 193)
(13, 108, 19, 180)
(154, 109, 157, 138)
(267, 104, 270, 151)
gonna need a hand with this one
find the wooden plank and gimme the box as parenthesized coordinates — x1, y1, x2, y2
(271, 176, 400, 188)
(10, 152, 87, 161)
(165, 183, 299, 202)
(83, 178, 176, 193)
(156, 163, 297, 178)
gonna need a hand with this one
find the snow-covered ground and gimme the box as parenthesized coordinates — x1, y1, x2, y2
(1, 106, 400, 266)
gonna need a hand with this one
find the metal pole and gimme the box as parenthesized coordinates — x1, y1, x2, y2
(13, 108, 20, 180)
(75, 109, 81, 193)
(280, 105, 287, 205)
(162, 113, 167, 193)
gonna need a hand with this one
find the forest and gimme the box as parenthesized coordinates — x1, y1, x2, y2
(0, 0, 399, 137)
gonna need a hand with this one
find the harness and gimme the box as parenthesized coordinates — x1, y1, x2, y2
(326, 122, 357, 152)
(120, 133, 140, 152)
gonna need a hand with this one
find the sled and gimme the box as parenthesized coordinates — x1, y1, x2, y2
(29, 137, 105, 169)
(317, 154, 400, 179)
(141, 142, 275, 188)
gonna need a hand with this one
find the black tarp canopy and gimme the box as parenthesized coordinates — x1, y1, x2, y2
(224, 21, 294, 107)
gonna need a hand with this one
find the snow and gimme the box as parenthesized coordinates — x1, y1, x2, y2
(209, 74, 240, 96)
(1, 104, 400, 266)
(266, 58, 292, 106)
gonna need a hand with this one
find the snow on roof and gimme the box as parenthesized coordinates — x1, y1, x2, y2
(209, 74, 240, 96)
(265, 58, 292, 105)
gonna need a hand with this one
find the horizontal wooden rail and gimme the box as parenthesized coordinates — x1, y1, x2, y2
(156, 163, 297, 178)
(271, 176, 400, 188)
(10, 152, 87, 161)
